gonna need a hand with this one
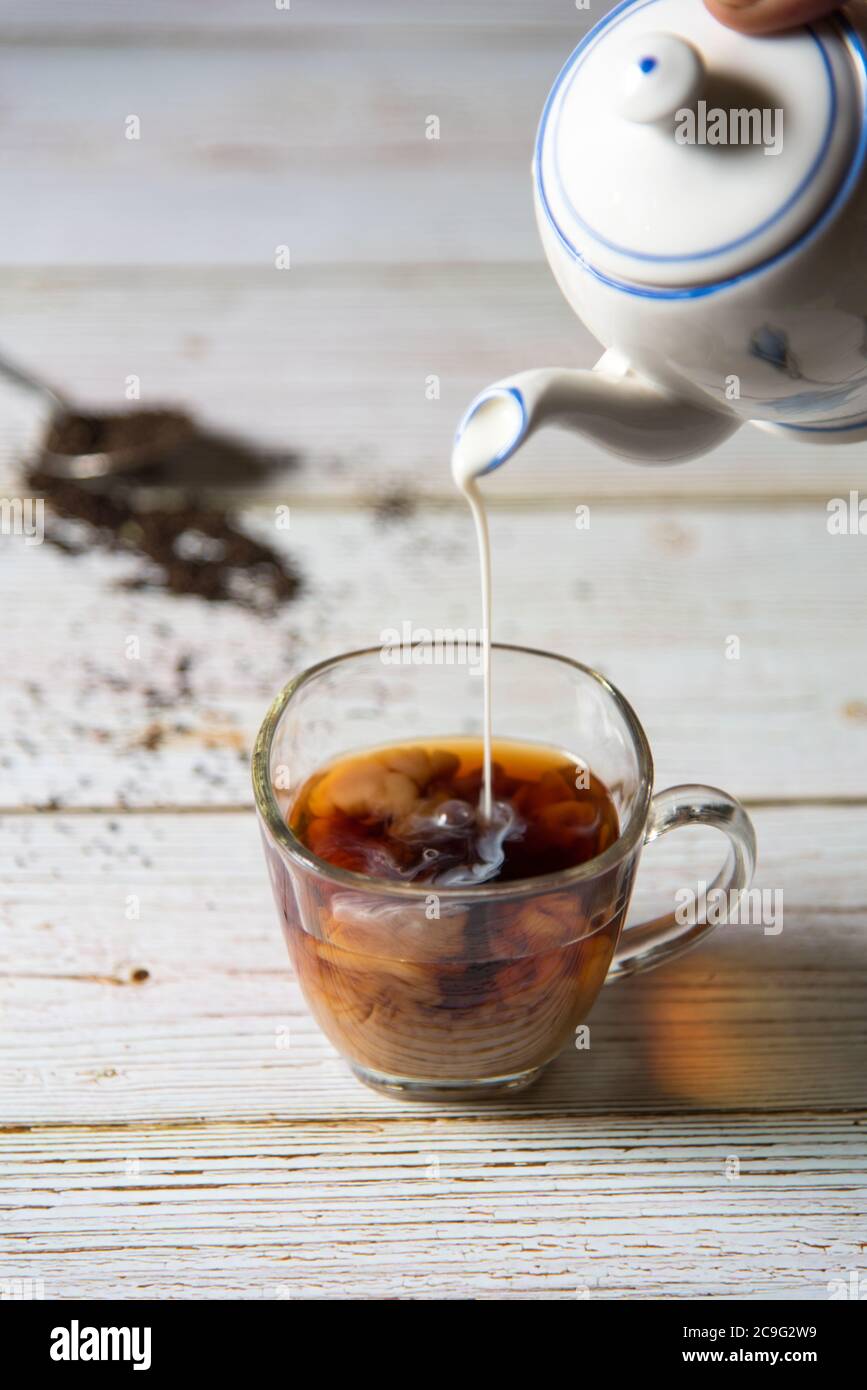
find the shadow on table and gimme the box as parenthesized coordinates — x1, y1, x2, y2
(507, 918, 867, 1115)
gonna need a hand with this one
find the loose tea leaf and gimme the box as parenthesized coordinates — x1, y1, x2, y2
(27, 412, 302, 613)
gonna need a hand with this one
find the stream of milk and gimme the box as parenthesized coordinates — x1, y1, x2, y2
(451, 390, 526, 823)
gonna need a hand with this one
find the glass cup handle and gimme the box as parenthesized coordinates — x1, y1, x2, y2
(607, 784, 757, 982)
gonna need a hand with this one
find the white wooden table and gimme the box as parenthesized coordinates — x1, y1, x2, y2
(1, 1, 866, 1301)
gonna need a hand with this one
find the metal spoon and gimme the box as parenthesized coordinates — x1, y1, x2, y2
(0, 348, 195, 480)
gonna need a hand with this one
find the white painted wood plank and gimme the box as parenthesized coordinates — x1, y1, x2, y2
(1, 806, 865, 1123)
(0, 267, 862, 500)
(1, 1116, 864, 1298)
(1, 499, 865, 808)
(0, 1, 590, 38)
(0, 30, 581, 265)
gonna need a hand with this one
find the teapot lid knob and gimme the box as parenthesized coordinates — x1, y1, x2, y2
(618, 33, 704, 124)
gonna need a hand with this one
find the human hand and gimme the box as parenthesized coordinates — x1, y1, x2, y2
(705, 0, 839, 35)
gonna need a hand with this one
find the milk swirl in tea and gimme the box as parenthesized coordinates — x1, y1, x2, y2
(291, 738, 618, 888)
(284, 739, 622, 1085)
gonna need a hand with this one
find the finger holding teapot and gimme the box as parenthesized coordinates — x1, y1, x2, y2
(705, 0, 839, 36)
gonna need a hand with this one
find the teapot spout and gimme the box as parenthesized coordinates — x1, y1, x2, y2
(455, 360, 740, 473)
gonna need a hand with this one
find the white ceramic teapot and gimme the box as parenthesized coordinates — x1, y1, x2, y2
(455, 0, 867, 470)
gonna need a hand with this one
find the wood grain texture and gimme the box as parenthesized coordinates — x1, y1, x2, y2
(2, 497, 865, 809)
(1, 1115, 865, 1299)
(1, 1, 864, 1301)
(0, 267, 863, 500)
(0, 0, 590, 38)
(2, 806, 865, 1124)
(0, 26, 585, 265)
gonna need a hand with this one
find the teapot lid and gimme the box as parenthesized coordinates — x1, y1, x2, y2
(535, 0, 867, 291)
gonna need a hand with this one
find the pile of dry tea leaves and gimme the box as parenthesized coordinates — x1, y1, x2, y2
(43, 407, 194, 465)
(26, 410, 301, 614)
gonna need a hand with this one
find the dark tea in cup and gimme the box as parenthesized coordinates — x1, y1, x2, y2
(273, 738, 627, 1094)
(291, 738, 619, 885)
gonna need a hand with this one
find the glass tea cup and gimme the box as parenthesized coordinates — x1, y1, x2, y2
(253, 645, 756, 1100)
